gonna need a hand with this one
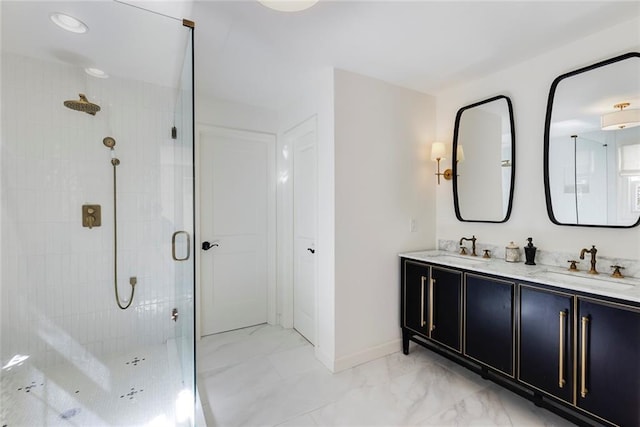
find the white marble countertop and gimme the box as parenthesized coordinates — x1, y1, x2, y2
(399, 250, 640, 304)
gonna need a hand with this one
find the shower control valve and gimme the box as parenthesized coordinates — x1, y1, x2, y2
(82, 204, 101, 229)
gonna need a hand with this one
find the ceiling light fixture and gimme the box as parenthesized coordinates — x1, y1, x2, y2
(601, 102, 640, 131)
(85, 68, 109, 79)
(258, 0, 319, 12)
(50, 12, 88, 34)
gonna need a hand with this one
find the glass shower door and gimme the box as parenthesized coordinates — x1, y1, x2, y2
(171, 24, 196, 425)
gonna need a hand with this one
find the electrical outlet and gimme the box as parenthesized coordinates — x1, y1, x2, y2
(410, 218, 417, 232)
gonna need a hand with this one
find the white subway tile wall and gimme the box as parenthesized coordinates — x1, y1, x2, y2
(1, 53, 183, 368)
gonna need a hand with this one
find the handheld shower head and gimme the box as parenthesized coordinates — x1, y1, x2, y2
(103, 137, 119, 166)
(103, 137, 116, 148)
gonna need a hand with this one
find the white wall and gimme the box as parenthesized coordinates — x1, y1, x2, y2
(196, 94, 278, 134)
(333, 69, 436, 370)
(435, 17, 640, 260)
(278, 67, 336, 370)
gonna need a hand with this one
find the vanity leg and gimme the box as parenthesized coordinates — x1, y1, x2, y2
(533, 392, 543, 407)
(402, 330, 410, 355)
(481, 367, 490, 380)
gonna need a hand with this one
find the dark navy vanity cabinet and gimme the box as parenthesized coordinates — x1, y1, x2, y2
(401, 260, 462, 354)
(519, 285, 574, 403)
(400, 256, 640, 427)
(430, 266, 462, 351)
(464, 274, 515, 376)
(576, 298, 640, 427)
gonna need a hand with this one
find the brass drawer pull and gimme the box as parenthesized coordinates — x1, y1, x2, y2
(420, 276, 426, 327)
(581, 316, 589, 398)
(558, 310, 566, 388)
(429, 278, 436, 333)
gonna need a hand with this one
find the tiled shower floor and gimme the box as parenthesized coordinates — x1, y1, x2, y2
(1, 343, 184, 426)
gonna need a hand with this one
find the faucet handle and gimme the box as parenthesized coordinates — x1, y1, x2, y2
(610, 265, 625, 278)
(459, 246, 468, 255)
(482, 249, 491, 259)
(567, 260, 579, 271)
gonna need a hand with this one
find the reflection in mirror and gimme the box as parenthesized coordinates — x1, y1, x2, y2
(544, 52, 640, 227)
(453, 95, 515, 222)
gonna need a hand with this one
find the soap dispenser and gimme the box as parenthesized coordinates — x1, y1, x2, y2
(524, 237, 537, 265)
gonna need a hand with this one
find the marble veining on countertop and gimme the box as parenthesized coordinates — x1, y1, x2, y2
(399, 249, 640, 304)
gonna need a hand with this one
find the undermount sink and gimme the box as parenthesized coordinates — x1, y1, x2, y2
(431, 254, 491, 266)
(532, 270, 637, 291)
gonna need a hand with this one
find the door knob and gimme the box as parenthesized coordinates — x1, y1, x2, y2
(202, 241, 219, 251)
(307, 248, 315, 254)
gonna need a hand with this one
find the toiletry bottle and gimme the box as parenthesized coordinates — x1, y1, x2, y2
(524, 237, 537, 265)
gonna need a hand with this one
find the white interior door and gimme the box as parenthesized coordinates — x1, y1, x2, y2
(199, 126, 275, 336)
(291, 117, 318, 344)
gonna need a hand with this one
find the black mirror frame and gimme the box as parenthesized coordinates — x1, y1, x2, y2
(543, 51, 640, 229)
(453, 94, 516, 223)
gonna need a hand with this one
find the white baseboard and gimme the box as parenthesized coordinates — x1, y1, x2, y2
(314, 346, 336, 372)
(332, 338, 402, 373)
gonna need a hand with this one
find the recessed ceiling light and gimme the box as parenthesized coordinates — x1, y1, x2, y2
(85, 68, 109, 79)
(50, 12, 88, 34)
(258, 0, 319, 12)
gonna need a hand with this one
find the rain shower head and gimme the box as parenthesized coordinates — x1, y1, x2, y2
(103, 136, 116, 148)
(64, 93, 100, 115)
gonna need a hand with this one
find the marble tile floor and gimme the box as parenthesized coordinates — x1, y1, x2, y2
(197, 325, 576, 427)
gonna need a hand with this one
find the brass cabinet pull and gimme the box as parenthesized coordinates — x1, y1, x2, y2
(580, 316, 589, 398)
(420, 276, 426, 327)
(558, 310, 566, 388)
(429, 278, 435, 333)
(172, 231, 191, 261)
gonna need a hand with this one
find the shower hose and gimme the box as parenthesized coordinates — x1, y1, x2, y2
(111, 156, 136, 309)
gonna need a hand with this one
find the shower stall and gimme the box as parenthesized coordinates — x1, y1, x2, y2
(1, 2, 195, 425)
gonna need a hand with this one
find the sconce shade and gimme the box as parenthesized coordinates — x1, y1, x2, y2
(431, 142, 446, 161)
(601, 103, 640, 130)
(456, 145, 465, 162)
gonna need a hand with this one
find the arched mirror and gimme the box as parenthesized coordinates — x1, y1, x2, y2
(544, 52, 640, 228)
(453, 95, 516, 222)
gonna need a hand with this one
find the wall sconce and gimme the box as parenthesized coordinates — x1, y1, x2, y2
(431, 142, 452, 184)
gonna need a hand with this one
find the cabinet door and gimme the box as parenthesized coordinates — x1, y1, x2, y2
(577, 298, 640, 427)
(431, 266, 462, 352)
(519, 285, 573, 403)
(402, 260, 430, 336)
(465, 274, 514, 376)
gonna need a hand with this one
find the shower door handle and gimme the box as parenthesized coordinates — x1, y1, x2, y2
(172, 231, 191, 261)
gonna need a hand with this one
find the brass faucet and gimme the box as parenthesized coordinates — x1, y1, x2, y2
(459, 235, 477, 256)
(579, 245, 598, 275)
